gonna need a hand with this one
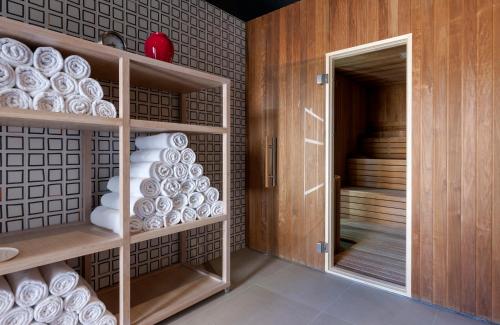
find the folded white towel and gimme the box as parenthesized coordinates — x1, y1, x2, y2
(95, 311, 117, 325)
(91, 100, 117, 118)
(0, 306, 34, 325)
(155, 196, 173, 215)
(189, 163, 204, 179)
(107, 176, 161, 198)
(180, 180, 196, 195)
(130, 162, 173, 181)
(172, 193, 188, 210)
(50, 311, 78, 325)
(135, 133, 188, 150)
(65, 94, 91, 115)
(180, 148, 196, 165)
(78, 78, 103, 101)
(160, 178, 180, 198)
(90, 206, 120, 234)
(39, 262, 78, 297)
(196, 203, 212, 219)
(173, 163, 189, 180)
(129, 217, 143, 233)
(16, 66, 50, 96)
(62, 279, 90, 313)
(188, 192, 205, 209)
(32, 91, 65, 113)
(0, 275, 14, 315)
(64, 55, 90, 80)
(0, 60, 16, 90)
(181, 207, 197, 223)
(196, 176, 210, 193)
(130, 149, 164, 163)
(50, 72, 77, 96)
(211, 201, 225, 217)
(0, 38, 33, 67)
(101, 192, 134, 215)
(143, 216, 163, 231)
(33, 296, 63, 323)
(78, 296, 105, 325)
(33, 47, 63, 77)
(164, 210, 181, 226)
(6, 268, 49, 308)
(0, 88, 32, 109)
(204, 187, 220, 205)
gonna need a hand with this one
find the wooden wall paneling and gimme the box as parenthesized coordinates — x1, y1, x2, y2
(367, 84, 406, 131)
(493, 1, 500, 322)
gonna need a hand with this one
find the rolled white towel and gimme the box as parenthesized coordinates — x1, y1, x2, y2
(50, 311, 78, 325)
(101, 192, 155, 219)
(130, 162, 173, 181)
(39, 262, 78, 297)
(211, 201, 225, 217)
(160, 178, 180, 198)
(0, 88, 32, 109)
(16, 66, 50, 96)
(95, 311, 117, 325)
(64, 55, 90, 80)
(173, 163, 189, 180)
(180, 148, 196, 165)
(90, 206, 120, 234)
(0, 275, 15, 315)
(180, 180, 196, 195)
(142, 216, 163, 231)
(164, 210, 181, 226)
(135, 133, 188, 150)
(133, 197, 156, 219)
(78, 78, 103, 101)
(6, 268, 48, 308)
(32, 91, 65, 113)
(181, 207, 197, 223)
(62, 279, 90, 313)
(172, 193, 188, 210)
(31, 322, 45, 325)
(129, 217, 143, 233)
(78, 296, 105, 325)
(65, 94, 91, 115)
(33, 296, 63, 323)
(50, 72, 77, 96)
(189, 164, 203, 179)
(155, 196, 173, 215)
(162, 148, 181, 166)
(91, 100, 117, 118)
(106, 176, 161, 198)
(0, 38, 33, 67)
(196, 203, 212, 219)
(33, 47, 63, 77)
(188, 192, 205, 209)
(204, 187, 220, 205)
(0, 306, 34, 325)
(0, 60, 16, 90)
(130, 149, 164, 163)
(196, 176, 210, 193)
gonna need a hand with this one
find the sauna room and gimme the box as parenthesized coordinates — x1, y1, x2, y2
(0, 1, 498, 325)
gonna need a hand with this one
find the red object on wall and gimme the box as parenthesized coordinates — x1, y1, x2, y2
(144, 32, 174, 63)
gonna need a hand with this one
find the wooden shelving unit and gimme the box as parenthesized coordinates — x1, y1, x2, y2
(0, 18, 231, 325)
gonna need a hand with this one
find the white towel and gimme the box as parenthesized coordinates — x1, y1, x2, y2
(62, 280, 90, 313)
(130, 149, 164, 163)
(180, 180, 196, 195)
(129, 217, 143, 233)
(0, 60, 16, 90)
(196, 203, 212, 219)
(33, 296, 63, 323)
(172, 193, 188, 210)
(90, 206, 120, 234)
(181, 207, 197, 223)
(180, 148, 196, 165)
(162, 148, 181, 166)
(6, 268, 49, 308)
(91, 100, 117, 118)
(16, 66, 50, 96)
(0, 306, 34, 325)
(0, 275, 14, 315)
(64, 55, 90, 80)
(189, 163, 204, 179)
(31, 322, 45, 325)
(0, 88, 32, 109)
(135, 133, 188, 150)
(204, 187, 220, 205)
(211, 201, 225, 217)
(107, 176, 161, 198)
(101, 192, 155, 219)
(133, 197, 156, 219)
(78, 296, 105, 325)
(50, 311, 78, 325)
(160, 178, 180, 198)
(65, 94, 91, 115)
(196, 176, 210, 193)
(33, 47, 63, 77)
(32, 91, 65, 113)
(130, 162, 173, 181)
(173, 163, 189, 180)
(0, 38, 33, 67)
(188, 192, 205, 209)
(164, 210, 181, 226)
(50, 72, 77, 96)
(155, 196, 173, 215)
(142, 216, 163, 231)
(39, 262, 78, 297)
(95, 311, 117, 325)
(78, 78, 103, 101)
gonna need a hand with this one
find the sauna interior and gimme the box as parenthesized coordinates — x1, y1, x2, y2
(332, 45, 407, 287)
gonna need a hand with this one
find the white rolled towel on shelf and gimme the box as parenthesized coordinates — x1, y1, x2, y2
(39, 262, 78, 297)
(173, 163, 189, 181)
(155, 196, 173, 215)
(204, 187, 220, 205)
(211, 201, 225, 217)
(0, 38, 33, 67)
(32, 91, 65, 113)
(65, 94, 91, 115)
(33, 47, 63, 77)
(180, 180, 196, 195)
(135, 132, 188, 150)
(78, 78, 103, 101)
(0, 88, 32, 109)
(160, 178, 180, 198)
(78, 296, 105, 325)
(142, 216, 163, 231)
(90, 206, 120, 234)
(0, 60, 16, 90)
(129, 217, 143, 233)
(188, 192, 205, 209)
(162, 147, 182, 166)
(101, 192, 155, 219)
(62, 279, 91, 313)
(95, 311, 117, 325)
(50, 311, 78, 325)
(107, 176, 161, 198)
(33, 296, 63, 323)
(50, 72, 77, 96)
(0, 306, 34, 325)
(196, 176, 210, 193)
(0, 275, 15, 315)
(189, 164, 203, 179)
(181, 207, 197, 223)
(91, 100, 117, 118)
(164, 210, 181, 226)
(133, 197, 156, 219)
(64, 55, 90, 80)
(6, 268, 49, 308)
(130, 162, 173, 181)
(31, 322, 46, 325)
(180, 148, 196, 165)
(130, 149, 163, 163)
(172, 193, 188, 210)
(16, 66, 50, 96)
(196, 203, 211, 219)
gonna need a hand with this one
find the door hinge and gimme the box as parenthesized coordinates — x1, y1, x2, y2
(316, 73, 329, 85)
(316, 241, 328, 254)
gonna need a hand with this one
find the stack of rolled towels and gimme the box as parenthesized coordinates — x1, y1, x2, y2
(90, 132, 225, 234)
(0, 262, 116, 325)
(0, 37, 117, 118)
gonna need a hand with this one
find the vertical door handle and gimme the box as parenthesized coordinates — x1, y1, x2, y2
(265, 136, 277, 188)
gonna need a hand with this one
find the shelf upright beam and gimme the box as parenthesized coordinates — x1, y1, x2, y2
(118, 56, 131, 325)
(81, 130, 94, 282)
(222, 82, 231, 286)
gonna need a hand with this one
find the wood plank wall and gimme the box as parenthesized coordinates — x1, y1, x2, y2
(367, 84, 406, 132)
(246, 0, 500, 321)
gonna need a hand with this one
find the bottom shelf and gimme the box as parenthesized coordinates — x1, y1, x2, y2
(99, 264, 228, 325)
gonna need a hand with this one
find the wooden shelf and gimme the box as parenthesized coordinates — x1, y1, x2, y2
(99, 264, 228, 325)
(131, 215, 228, 244)
(0, 224, 122, 276)
(131, 119, 227, 134)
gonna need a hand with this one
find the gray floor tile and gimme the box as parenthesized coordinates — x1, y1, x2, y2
(434, 309, 489, 325)
(309, 313, 354, 325)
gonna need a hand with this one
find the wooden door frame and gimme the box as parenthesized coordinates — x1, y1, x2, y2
(324, 34, 413, 297)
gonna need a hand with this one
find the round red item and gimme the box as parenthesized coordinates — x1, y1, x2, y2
(144, 32, 174, 63)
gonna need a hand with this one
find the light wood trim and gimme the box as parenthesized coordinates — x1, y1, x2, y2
(334, 176, 341, 254)
(81, 130, 94, 284)
(222, 82, 231, 285)
(130, 119, 227, 134)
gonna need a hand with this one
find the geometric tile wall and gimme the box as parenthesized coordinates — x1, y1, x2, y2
(0, 0, 246, 291)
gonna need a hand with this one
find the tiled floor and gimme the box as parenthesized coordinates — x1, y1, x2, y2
(162, 248, 490, 325)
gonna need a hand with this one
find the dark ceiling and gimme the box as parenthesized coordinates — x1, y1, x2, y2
(206, 0, 300, 21)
